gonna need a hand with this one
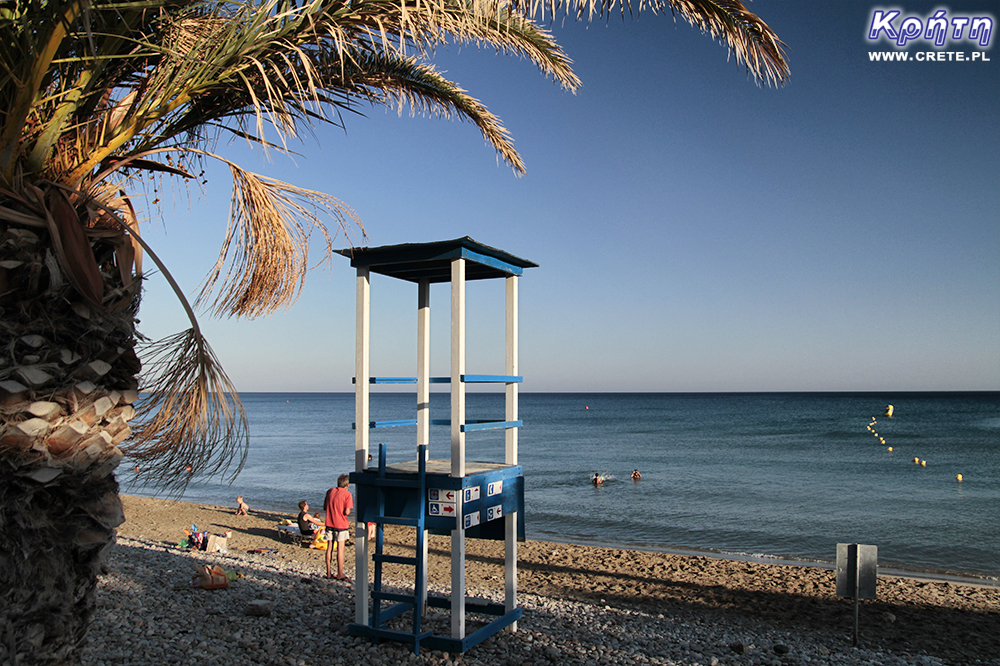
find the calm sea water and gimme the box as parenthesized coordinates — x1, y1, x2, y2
(121, 392, 1000, 580)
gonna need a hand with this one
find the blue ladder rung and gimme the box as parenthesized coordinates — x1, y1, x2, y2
(374, 554, 418, 566)
(372, 516, 421, 527)
(372, 591, 419, 604)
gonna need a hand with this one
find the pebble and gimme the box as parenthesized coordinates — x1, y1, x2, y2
(78, 537, 977, 666)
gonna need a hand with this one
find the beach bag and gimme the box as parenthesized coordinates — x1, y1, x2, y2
(195, 564, 229, 590)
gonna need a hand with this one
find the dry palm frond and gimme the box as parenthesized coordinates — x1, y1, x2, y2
(2, 0, 787, 494)
(196, 158, 365, 318)
(123, 328, 248, 495)
(663, 0, 788, 87)
(509, 0, 788, 86)
(62, 181, 248, 494)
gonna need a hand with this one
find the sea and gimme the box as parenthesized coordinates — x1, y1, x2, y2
(120, 392, 1000, 582)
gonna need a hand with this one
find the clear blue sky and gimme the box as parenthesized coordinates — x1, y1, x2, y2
(137, 0, 999, 392)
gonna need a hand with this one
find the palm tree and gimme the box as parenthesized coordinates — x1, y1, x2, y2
(0, 0, 786, 663)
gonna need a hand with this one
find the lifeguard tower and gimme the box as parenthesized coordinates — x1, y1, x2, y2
(337, 238, 536, 654)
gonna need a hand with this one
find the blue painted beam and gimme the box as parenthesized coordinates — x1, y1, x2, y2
(457, 247, 524, 277)
(350, 419, 419, 429)
(461, 375, 522, 383)
(461, 420, 523, 432)
(371, 377, 417, 384)
(354, 376, 522, 384)
(352, 377, 417, 384)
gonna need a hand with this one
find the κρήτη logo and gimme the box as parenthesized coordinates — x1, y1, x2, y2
(867, 7, 994, 48)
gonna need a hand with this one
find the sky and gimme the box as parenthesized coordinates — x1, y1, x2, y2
(135, 0, 999, 393)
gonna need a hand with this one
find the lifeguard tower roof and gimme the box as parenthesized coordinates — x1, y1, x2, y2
(335, 236, 537, 283)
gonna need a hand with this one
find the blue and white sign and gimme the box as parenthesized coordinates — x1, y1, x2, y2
(463, 510, 481, 530)
(485, 505, 503, 522)
(429, 502, 457, 518)
(463, 486, 481, 503)
(487, 480, 503, 497)
(428, 488, 457, 503)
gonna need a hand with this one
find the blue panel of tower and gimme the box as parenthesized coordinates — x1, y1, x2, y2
(351, 465, 523, 540)
(462, 476, 525, 541)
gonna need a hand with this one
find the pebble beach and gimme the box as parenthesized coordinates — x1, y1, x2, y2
(79, 496, 1000, 666)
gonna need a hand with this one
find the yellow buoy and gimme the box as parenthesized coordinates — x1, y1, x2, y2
(956, 473, 963, 482)
(887, 447, 892, 452)
(921, 460, 927, 467)
(885, 405, 894, 417)
(913, 457, 919, 463)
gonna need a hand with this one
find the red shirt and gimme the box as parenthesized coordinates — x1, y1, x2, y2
(324, 486, 353, 530)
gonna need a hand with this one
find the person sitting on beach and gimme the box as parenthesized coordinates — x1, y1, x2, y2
(631, 469, 642, 480)
(297, 501, 323, 536)
(235, 496, 249, 516)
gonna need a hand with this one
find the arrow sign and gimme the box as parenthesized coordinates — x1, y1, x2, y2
(464, 511, 481, 529)
(429, 489, 456, 503)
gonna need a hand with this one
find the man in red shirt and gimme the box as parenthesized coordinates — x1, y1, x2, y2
(324, 474, 353, 580)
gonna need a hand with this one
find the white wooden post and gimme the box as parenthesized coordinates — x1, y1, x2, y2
(355, 266, 370, 625)
(505, 275, 518, 630)
(450, 257, 466, 639)
(417, 279, 431, 608)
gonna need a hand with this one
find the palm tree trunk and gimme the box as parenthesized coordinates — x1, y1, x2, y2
(1, 214, 139, 666)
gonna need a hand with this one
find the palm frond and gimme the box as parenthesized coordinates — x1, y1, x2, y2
(1, 0, 788, 493)
(662, 0, 788, 87)
(197, 156, 365, 318)
(123, 328, 248, 495)
(510, 0, 788, 86)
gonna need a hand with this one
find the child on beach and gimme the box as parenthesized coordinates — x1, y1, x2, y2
(235, 496, 249, 516)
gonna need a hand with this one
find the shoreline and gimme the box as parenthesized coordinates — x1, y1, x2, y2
(94, 494, 1000, 666)
(534, 536, 1000, 589)
(124, 489, 1000, 586)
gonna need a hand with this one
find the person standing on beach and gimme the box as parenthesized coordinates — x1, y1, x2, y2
(324, 474, 353, 580)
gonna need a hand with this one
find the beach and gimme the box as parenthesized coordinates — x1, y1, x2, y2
(78, 495, 1000, 666)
